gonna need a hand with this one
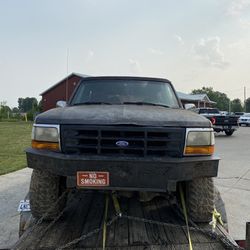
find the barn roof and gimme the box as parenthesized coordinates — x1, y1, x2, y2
(40, 72, 89, 95)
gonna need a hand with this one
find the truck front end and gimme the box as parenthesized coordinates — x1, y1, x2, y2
(26, 76, 219, 222)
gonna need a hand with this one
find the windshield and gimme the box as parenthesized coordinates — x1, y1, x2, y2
(70, 79, 180, 108)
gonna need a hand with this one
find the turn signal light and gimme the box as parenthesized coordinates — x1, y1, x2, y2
(184, 145, 214, 155)
(32, 140, 60, 151)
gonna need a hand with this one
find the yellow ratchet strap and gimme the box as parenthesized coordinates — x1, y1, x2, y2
(179, 184, 193, 250)
(210, 207, 224, 231)
(112, 192, 122, 217)
(102, 193, 109, 250)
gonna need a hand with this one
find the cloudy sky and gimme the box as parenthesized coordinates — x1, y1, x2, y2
(1, 0, 250, 107)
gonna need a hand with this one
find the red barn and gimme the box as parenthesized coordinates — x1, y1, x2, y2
(40, 73, 88, 111)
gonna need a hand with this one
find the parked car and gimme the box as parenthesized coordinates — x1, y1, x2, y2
(234, 112, 245, 116)
(239, 113, 250, 126)
(220, 111, 229, 115)
(194, 108, 238, 136)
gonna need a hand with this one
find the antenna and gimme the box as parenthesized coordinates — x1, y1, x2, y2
(66, 48, 69, 101)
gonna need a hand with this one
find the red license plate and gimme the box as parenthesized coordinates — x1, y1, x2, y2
(77, 171, 110, 187)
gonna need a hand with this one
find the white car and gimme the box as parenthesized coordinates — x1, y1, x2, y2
(239, 113, 250, 126)
(220, 111, 229, 115)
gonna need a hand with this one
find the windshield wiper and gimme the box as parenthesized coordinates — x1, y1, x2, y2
(73, 102, 113, 106)
(122, 102, 170, 108)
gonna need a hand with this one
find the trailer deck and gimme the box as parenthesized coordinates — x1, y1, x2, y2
(13, 190, 239, 250)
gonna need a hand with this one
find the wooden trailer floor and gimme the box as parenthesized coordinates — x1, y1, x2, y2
(14, 190, 237, 250)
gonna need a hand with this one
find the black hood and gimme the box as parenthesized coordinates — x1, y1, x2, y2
(35, 105, 211, 127)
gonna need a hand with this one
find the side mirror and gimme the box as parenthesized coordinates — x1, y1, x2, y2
(184, 103, 196, 110)
(56, 100, 67, 108)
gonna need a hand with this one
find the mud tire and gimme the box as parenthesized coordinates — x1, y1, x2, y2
(186, 177, 215, 223)
(225, 130, 234, 136)
(29, 169, 67, 220)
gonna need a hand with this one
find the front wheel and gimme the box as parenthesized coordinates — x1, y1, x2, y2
(225, 130, 234, 136)
(184, 177, 215, 222)
(29, 169, 67, 220)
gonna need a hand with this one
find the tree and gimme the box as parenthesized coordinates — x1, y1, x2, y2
(0, 101, 7, 109)
(0, 101, 11, 119)
(191, 87, 230, 111)
(18, 97, 38, 112)
(37, 100, 42, 112)
(231, 99, 243, 113)
(1, 105, 11, 113)
(12, 107, 19, 113)
(245, 98, 250, 112)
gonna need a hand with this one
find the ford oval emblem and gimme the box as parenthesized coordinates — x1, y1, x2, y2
(116, 140, 129, 147)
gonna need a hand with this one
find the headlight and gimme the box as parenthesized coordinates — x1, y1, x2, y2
(184, 128, 214, 156)
(32, 124, 60, 151)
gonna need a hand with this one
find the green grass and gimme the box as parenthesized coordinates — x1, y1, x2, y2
(0, 122, 33, 175)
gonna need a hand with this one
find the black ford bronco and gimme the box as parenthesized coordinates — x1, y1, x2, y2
(26, 76, 219, 222)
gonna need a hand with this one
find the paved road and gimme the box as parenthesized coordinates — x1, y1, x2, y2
(0, 167, 32, 248)
(0, 127, 250, 247)
(214, 127, 250, 240)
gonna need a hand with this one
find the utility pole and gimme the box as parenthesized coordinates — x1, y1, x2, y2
(228, 100, 231, 114)
(244, 86, 246, 112)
